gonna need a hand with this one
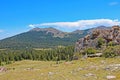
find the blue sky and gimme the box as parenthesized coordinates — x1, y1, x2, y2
(0, 0, 120, 39)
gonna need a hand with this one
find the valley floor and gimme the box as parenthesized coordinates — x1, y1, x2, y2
(0, 58, 120, 80)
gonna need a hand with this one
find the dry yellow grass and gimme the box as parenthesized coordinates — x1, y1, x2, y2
(0, 57, 120, 80)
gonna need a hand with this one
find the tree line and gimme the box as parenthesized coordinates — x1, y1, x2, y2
(0, 46, 74, 65)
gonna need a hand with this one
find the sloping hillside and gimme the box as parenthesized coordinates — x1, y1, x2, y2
(0, 27, 89, 49)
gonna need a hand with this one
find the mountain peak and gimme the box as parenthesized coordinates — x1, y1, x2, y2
(30, 27, 60, 32)
(72, 30, 83, 34)
(30, 27, 41, 31)
(96, 25, 109, 29)
(29, 27, 66, 38)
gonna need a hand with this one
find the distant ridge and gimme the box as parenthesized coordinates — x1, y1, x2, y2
(0, 26, 109, 49)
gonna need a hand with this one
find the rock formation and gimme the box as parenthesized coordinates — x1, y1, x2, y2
(75, 25, 120, 52)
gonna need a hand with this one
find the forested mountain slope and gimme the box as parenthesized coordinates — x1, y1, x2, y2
(0, 26, 108, 49)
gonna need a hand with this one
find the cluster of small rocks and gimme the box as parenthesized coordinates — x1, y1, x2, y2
(104, 64, 120, 71)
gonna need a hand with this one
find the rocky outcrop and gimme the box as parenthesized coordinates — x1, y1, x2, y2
(75, 25, 120, 52)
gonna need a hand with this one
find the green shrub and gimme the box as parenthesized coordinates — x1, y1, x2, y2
(103, 46, 120, 58)
(97, 38, 105, 48)
(107, 41, 118, 46)
(84, 48, 96, 55)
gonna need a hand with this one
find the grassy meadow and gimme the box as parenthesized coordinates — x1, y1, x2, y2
(0, 57, 120, 80)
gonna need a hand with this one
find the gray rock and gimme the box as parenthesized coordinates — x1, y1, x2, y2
(48, 72, 54, 76)
(106, 75, 116, 80)
(84, 73, 96, 77)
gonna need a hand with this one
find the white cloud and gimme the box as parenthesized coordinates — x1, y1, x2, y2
(0, 30, 4, 33)
(29, 19, 120, 32)
(109, 2, 119, 6)
(29, 24, 36, 28)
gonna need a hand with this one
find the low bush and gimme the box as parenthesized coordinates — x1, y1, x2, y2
(103, 46, 120, 58)
(84, 47, 96, 55)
